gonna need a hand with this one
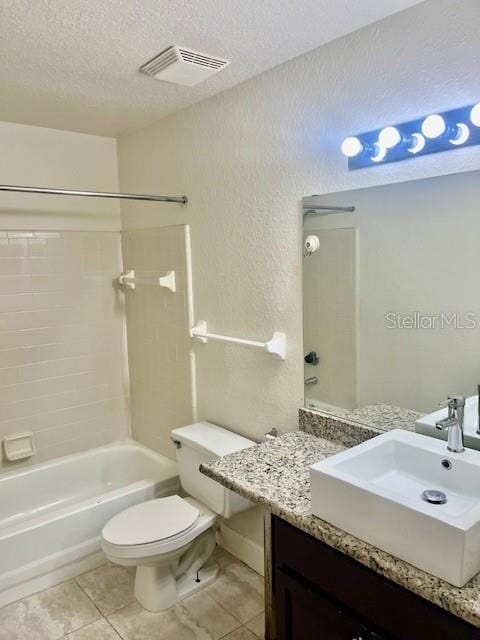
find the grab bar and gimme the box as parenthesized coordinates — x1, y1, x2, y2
(191, 321, 286, 360)
(118, 269, 176, 292)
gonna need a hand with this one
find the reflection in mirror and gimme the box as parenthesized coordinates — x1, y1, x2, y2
(302, 170, 480, 434)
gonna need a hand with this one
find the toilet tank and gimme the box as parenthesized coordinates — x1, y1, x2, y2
(171, 422, 254, 518)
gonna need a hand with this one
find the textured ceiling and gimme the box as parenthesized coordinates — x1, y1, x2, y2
(0, 0, 423, 136)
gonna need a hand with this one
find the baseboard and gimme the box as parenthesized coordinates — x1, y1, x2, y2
(216, 523, 265, 576)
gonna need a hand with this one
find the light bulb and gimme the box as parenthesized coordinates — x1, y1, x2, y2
(470, 103, 480, 127)
(371, 143, 387, 163)
(449, 123, 470, 146)
(378, 126, 401, 149)
(407, 133, 426, 154)
(341, 137, 363, 158)
(421, 114, 446, 139)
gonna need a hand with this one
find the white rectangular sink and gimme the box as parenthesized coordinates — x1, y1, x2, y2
(416, 395, 480, 450)
(310, 429, 480, 586)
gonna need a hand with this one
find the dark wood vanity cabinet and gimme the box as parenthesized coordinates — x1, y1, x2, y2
(273, 516, 480, 640)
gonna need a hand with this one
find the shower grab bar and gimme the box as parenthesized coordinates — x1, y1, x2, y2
(0, 184, 188, 205)
(118, 269, 176, 292)
(191, 321, 286, 360)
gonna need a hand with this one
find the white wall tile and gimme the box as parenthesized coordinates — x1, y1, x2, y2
(0, 230, 130, 472)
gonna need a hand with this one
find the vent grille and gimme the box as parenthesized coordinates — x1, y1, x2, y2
(177, 48, 227, 70)
(140, 46, 230, 86)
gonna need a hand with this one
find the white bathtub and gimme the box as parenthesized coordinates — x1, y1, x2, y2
(0, 440, 179, 607)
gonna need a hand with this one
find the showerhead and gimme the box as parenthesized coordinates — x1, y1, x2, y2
(304, 235, 320, 257)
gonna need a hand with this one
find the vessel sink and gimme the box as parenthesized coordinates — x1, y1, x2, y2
(416, 395, 480, 450)
(310, 429, 480, 586)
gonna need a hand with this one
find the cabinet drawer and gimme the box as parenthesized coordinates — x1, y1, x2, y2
(273, 516, 480, 640)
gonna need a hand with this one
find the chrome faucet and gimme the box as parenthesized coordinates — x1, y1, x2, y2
(435, 396, 465, 453)
(304, 376, 318, 386)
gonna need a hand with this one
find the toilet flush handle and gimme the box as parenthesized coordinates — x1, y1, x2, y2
(170, 438, 182, 449)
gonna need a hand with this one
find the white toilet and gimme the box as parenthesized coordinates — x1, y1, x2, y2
(101, 422, 253, 612)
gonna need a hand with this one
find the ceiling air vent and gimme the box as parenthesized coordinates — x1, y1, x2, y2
(140, 46, 230, 86)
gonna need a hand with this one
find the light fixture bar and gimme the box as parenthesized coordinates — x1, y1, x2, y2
(342, 102, 480, 170)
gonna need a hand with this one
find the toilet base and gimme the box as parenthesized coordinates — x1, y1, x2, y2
(135, 561, 219, 612)
(134, 527, 219, 612)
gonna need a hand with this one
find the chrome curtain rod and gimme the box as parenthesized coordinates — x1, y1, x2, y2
(304, 205, 355, 213)
(0, 184, 188, 205)
(303, 205, 355, 218)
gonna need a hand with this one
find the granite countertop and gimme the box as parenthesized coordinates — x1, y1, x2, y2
(303, 402, 423, 433)
(200, 430, 480, 629)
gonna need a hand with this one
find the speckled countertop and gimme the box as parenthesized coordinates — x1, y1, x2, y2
(200, 430, 480, 629)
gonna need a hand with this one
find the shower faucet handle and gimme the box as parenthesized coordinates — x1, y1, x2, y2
(304, 351, 319, 365)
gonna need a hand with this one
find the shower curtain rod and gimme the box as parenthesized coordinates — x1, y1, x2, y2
(0, 184, 188, 205)
(303, 205, 355, 215)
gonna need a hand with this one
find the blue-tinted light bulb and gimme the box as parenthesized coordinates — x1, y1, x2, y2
(341, 137, 363, 158)
(421, 114, 446, 139)
(470, 103, 480, 127)
(378, 126, 401, 149)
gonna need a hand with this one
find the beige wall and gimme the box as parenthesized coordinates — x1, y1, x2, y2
(122, 225, 193, 459)
(117, 0, 480, 544)
(118, 0, 480, 439)
(0, 121, 120, 230)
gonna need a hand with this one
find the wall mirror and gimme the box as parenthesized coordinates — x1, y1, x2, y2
(302, 169, 480, 430)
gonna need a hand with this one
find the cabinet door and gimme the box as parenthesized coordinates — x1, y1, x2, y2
(276, 569, 383, 640)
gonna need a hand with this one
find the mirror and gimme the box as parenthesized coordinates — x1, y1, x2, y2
(302, 169, 480, 430)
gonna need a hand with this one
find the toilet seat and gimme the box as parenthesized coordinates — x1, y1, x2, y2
(103, 495, 200, 547)
(101, 497, 217, 561)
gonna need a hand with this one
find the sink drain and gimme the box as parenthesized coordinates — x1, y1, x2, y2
(422, 489, 447, 505)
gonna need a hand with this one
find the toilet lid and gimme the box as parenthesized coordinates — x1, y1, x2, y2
(102, 496, 200, 546)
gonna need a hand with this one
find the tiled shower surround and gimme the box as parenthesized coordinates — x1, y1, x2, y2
(0, 230, 130, 472)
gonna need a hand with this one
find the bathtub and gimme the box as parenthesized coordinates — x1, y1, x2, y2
(0, 440, 179, 607)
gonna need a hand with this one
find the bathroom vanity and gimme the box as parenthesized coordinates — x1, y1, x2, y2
(200, 410, 480, 640)
(273, 516, 479, 639)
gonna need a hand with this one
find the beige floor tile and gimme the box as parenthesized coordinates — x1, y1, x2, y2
(76, 562, 135, 615)
(180, 590, 241, 638)
(212, 546, 236, 570)
(245, 612, 264, 639)
(66, 618, 121, 639)
(221, 628, 258, 640)
(108, 590, 241, 640)
(206, 561, 264, 624)
(0, 581, 100, 640)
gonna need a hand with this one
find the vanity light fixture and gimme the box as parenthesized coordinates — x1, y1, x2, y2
(342, 102, 480, 169)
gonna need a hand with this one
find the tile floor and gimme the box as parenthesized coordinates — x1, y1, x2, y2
(0, 548, 265, 640)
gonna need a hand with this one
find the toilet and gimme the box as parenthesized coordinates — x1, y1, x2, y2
(101, 422, 254, 612)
